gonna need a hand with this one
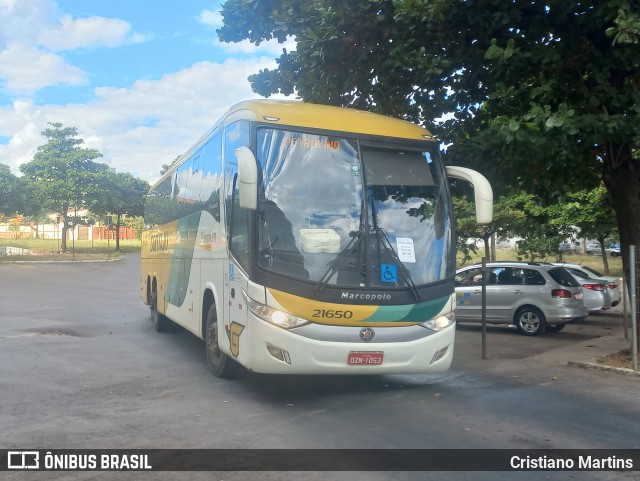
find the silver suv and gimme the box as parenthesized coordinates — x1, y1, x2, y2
(455, 262, 588, 335)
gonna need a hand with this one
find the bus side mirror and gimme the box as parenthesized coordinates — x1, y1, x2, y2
(446, 166, 493, 224)
(235, 146, 258, 210)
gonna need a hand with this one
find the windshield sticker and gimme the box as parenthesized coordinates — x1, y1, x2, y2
(396, 237, 416, 263)
(380, 264, 398, 283)
(351, 165, 361, 176)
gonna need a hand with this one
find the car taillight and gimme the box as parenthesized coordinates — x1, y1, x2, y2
(583, 283, 604, 291)
(552, 289, 572, 298)
(608, 282, 618, 290)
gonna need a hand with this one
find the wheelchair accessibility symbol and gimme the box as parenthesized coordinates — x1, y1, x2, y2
(380, 264, 398, 283)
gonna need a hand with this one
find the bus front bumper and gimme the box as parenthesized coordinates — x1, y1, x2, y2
(230, 316, 456, 375)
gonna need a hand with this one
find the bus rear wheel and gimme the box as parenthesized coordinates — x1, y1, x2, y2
(150, 290, 169, 332)
(205, 305, 240, 378)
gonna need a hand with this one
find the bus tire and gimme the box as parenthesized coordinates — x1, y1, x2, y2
(205, 304, 240, 378)
(150, 290, 169, 333)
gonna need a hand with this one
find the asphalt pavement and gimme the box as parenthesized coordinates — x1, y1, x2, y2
(1, 255, 639, 481)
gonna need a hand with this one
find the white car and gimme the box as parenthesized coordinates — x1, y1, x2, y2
(552, 263, 621, 307)
(586, 243, 621, 257)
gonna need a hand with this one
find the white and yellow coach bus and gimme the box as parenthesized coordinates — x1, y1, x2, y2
(141, 100, 492, 377)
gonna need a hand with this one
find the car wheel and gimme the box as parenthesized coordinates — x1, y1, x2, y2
(514, 306, 546, 336)
(545, 323, 566, 333)
(205, 304, 240, 378)
(150, 290, 170, 332)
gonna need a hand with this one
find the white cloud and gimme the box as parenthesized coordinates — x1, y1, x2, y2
(0, 58, 292, 183)
(214, 37, 296, 56)
(38, 15, 147, 51)
(0, 0, 59, 49)
(198, 9, 223, 28)
(199, 8, 296, 57)
(0, 43, 87, 92)
(0, 1, 296, 184)
(0, 0, 146, 94)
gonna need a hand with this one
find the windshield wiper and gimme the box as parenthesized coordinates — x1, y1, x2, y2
(313, 229, 365, 295)
(368, 192, 421, 301)
(374, 226, 421, 301)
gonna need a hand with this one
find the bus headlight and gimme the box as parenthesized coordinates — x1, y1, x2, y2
(421, 312, 455, 332)
(245, 294, 308, 329)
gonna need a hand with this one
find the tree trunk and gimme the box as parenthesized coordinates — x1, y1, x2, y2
(597, 235, 610, 276)
(483, 233, 490, 260)
(115, 213, 121, 252)
(60, 223, 68, 253)
(602, 143, 640, 350)
(491, 232, 497, 261)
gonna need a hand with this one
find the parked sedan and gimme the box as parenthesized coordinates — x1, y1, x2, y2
(553, 263, 620, 307)
(579, 279, 612, 313)
(455, 262, 588, 336)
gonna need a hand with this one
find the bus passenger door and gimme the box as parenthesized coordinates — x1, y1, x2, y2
(223, 173, 251, 362)
(224, 260, 248, 361)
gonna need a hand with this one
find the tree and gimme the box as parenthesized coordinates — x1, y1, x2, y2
(20, 123, 104, 253)
(90, 171, 149, 251)
(455, 192, 575, 263)
(557, 186, 619, 274)
(0, 163, 24, 216)
(219, 0, 639, 258)
(220, 0, 640, 342)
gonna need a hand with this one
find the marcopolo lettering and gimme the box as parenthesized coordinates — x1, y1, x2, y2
(341, 292, 392, 301)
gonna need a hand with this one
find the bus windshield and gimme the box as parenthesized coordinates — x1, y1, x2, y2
(256, 128, 453, 289)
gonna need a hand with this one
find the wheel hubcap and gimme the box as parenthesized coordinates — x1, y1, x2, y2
(520, 312, 540, 332)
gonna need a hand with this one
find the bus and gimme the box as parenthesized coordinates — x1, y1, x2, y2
(141, 100, 492, 377)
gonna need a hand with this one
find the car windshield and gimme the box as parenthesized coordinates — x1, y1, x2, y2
(255, 128, 453, 289)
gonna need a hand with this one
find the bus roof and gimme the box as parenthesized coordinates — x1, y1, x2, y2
(226, 100, 436, 141)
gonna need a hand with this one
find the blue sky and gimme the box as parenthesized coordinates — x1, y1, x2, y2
(0, 0, 294, 182)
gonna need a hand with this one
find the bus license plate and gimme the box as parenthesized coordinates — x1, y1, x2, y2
(348, 352, 384, 365)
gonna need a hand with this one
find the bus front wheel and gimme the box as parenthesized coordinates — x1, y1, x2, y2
(205, 305, 240, 378)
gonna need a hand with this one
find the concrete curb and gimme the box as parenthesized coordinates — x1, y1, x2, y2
(567, 360, 640, 376)
(0, 258, 122, 264)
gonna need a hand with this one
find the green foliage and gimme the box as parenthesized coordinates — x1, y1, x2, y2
(19, 123, 105, 252)
(0, 163, 23, 216)
(558, 186, 618, 242)
(17, 123, 150, 252)
(89, 169, 148, 251)
(219, 0, 640, 255)
(454, 193, 574, 262)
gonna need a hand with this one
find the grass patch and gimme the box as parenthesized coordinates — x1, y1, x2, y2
(0, 238, 140, 261)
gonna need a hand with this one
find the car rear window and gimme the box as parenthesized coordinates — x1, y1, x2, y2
(547, 267, 580, 287)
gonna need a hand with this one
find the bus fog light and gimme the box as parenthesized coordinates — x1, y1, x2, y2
(430, 346, 449, 364)
(267, 344, 291, 364)
(422, 312, 455, 332)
